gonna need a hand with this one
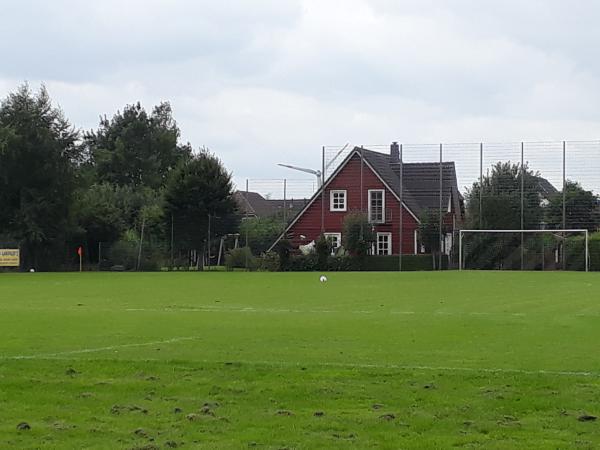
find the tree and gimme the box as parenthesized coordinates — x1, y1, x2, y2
(163, 150, 236, 261)
(238, 216, 285, 255)
(419, 210, 443, 269)
(465, 161, 545, 230)
(546, 181, 600, 231)
(72, 183, 164, 264)
(463, 161, 548, 269)
(0, 84, 81, 269)
(85, 102, 191, 189)
(342, 212, 375, 259)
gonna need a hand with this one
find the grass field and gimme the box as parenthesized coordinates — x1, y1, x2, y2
(1, 271, 600, 449)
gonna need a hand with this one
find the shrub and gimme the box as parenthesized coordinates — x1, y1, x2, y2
(342, 213, 375, 259)
(224, 247, 255, 271)
(108, 230, 139, 270)
(258, 251, 280, 271)
(276, 239, 293, 271)
(315, 234, 330, 270)
(564, 232, 600, 271)
(288, 254, 318, 271)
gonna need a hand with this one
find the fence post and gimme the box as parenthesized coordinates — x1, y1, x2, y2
(562, 141, 566, 270)
(399, 143, 403, 272)
(136, 215, 145, 271)
(459, 231, 462, 271)
(360, 146, 364, 243)
(585, 230, 589, 272)
(245, 179, 249, 269)
(283, 179, 287, 224)
(439, 143, 443, 270)
(479, 143, 483, 229)
(321, 146, 325, 234)
(170, 213, 174, 270)
(521, 142, 524, 270)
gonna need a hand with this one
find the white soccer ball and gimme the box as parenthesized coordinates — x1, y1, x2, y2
(29, 268, 35, 273)
(319, 275, 328, 283)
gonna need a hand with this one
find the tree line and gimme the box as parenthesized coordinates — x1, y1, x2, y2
(0, 84, 236, 270)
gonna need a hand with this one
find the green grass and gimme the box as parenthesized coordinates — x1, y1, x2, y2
(1, 271, 600, 449)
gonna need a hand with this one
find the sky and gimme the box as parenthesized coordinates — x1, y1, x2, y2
(2, 0, 600, 194)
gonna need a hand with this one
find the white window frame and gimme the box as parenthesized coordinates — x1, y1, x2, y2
(330, 190, 347, 212)
(375, 232, 392, 256)
(324, 232, 342, 255)
(368, 189, 385, 224)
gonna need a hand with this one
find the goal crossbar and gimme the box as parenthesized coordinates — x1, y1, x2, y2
(458, 229, 589, 272)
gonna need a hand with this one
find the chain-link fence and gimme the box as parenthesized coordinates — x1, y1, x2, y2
(33, 140, 600, 272)
(267, 140, 600, 271)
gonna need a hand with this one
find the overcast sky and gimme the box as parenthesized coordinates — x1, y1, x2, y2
(2, 0, 600, 193)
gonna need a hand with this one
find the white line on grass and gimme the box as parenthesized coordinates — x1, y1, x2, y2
(4, 339, 599, 377)
(4, 336, 199, 360)
(200, 359, 600, 378)
(6, 306, 600, 318)
(0, 346, 600, 378)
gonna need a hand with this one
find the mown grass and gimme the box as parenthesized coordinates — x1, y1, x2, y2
(0, 271, 599, 449)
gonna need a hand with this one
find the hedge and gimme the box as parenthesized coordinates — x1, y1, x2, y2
(283, 254, 447, 272)
(361, 255, 448, 271)
(564, 232, 600, 271)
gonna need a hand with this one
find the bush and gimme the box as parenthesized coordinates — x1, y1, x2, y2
(361, 255, 448, 271)
(315, 234, 330, 270)
(326, 255, 360, 271)
(564, 232, 600, 271)
(276, 239, 293, 271)
(284, 254, 315, 271)
(224, 247, 256, 270)
(108, 231, 139, 270)
(342, 212, 375, 258)
(258, 251, 280, 271)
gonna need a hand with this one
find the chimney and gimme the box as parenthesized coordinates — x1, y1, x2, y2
(390, 141, 399, 163)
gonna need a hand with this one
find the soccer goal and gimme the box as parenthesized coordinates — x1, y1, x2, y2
(458, 229, 589, 272)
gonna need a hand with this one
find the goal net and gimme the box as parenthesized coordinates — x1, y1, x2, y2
(459, 229, 589, 271)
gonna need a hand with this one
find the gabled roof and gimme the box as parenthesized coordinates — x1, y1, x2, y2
(267, 146, 464, 251)
(234, 191, 308, 219)
(359, 148, 462, 216)
(532, 176, 558, 198)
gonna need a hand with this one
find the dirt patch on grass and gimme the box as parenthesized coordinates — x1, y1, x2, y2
(111, 405, 148, 415)
(578, 414, 597, 422)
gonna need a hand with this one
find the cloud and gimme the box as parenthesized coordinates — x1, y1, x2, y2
(2, 0, 600, 196)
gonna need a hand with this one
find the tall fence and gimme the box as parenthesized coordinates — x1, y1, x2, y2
(34, 140, 600, 272)
(259, 140, 600, 271)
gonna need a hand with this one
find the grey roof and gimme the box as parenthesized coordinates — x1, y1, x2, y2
(358, 148, 462, 217)
(234, 191, 309, 219)
(532, 176, 558, 198)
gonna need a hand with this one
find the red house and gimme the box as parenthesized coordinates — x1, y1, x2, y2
(269, 143, 464, 256)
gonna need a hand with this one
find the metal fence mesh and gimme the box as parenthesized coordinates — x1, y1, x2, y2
(264, 140, 600, 271)
(65, 140, 600, 272)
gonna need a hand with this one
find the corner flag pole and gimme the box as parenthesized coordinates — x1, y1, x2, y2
(77, 246, 83, 272)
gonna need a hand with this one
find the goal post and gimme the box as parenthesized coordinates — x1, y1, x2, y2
(459, 229, 589, 272)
